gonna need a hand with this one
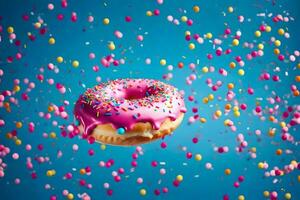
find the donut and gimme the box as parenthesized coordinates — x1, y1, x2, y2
(74, 78, 186, 146)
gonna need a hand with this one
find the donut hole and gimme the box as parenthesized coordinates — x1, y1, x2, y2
(117, 85, 161, 101)
(123, 88, 147, 100)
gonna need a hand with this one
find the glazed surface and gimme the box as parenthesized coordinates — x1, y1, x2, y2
(74, 79, 186, 136)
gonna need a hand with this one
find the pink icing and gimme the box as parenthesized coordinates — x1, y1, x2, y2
(74, 79, 186, 136)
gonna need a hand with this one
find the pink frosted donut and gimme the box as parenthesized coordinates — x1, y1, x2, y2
(74, 78, 186, 146)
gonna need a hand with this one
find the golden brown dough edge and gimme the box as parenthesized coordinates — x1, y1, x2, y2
(78, 113, 184, 146)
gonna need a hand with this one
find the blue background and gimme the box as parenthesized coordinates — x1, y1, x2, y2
(0, 0, 299, 199)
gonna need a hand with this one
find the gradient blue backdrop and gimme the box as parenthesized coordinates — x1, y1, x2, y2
(0, 0, 299, 199)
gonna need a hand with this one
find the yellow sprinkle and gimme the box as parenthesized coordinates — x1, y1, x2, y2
(67, 193, 74, 200)
(160, 59, 167, 66)
(195, 154, 202, 161)
(255, 30, 261, 37)
(274, 40, 281, 47)
(72, 60, 79, 68)
(215, 110, 222, 117)
(103, 18, 110, 25)
(278, 28, 285, 35)
(15, 139, 22, 146)
(202, 97, 209, 104)
(274, 48, 280, 55)
(34, 22, 42, 29)
(202, 66, 209, 73)
(185, 31, 191, 36)
(238, 69, 245, 76)
(238, 195, 245, 200)
(233, 106, 239, 112)
(279, 121, 286, 127)
(48, 106, 54, 112)
(224, 119, 230, 126)
(234, 111, 240, 117)
(257, 162, 264, 169)
(16, 122, 22, 128)
(208, 94, 214, 101)
(13, 85, 20, 92)
(258, 43, 264, 50)
(189, 43, 195, 50)
(229, 62, 236, 69)
(49, 132, 56, 139)
(46, 170, 53, 177)
(181, 16, 188, 22)
(193, 5, 200, 13)
(48, 37, 55, 45)
(206, 33, 212, 39)
(7, 26, 14, 33)
(139, 189, 147, 196)
(263, 191, 269, 197)
(290, 160, 297, 168)
(200, 118, 206, 123)
(228, 6, 234, 13)
(46, 170, 56, 177)
(265, 26, 271, 32)
(56, 56, 64, 63)
(176, 175, 183, 182)
(108, 42, 115, 51)
(146, 11, 152, 16)
(284, 193, 291, 200)
(100, 144, 106, 150)
(232, 39, 239, 46)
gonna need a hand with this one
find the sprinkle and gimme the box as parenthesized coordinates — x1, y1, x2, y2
(117, 128, 125, 135)
(104, 112, 112, 116)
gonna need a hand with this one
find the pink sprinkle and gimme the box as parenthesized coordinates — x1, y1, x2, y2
(137, 35, 144, 41)
(238, 175, 245, 182)
(0, 119, 5, 126)
(151, 161, 158, 167)
(14, 178, 21, 184)
(12, 153, 19, 160)
(186, 152, 192, 159)
(186, 19, 193, 26)
(162, 187, 168, 193)
(25, 144, 32, 151)
(131, 160, 137, 167)
(233, 181, 240, 188)
(153, 9, 160, 16)
(48, 3, 54, 10)
(125, 16, 132, 22)
(88, 16, 94, 23)
(160, 142, 167, 148)
(137, 177, 143, 184)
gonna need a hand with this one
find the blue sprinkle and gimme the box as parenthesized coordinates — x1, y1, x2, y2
(133, 114, 138, 119)
(117, 127, 125, 135)
(104, 112, 112, 116)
